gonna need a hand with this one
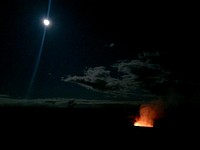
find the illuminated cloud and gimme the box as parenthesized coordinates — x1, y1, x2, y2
(62, 52, 174, 99)
(63, 66, 141, 98)
(62, 53, 169, 98)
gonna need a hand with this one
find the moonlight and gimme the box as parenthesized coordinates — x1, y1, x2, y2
(43, 19, 50, 26)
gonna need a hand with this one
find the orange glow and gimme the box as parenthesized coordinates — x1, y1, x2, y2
(133, 103, 159, 128)
(134, 116, 154, 127)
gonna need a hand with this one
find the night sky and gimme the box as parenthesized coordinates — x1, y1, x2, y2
(0, 0, 199, 105)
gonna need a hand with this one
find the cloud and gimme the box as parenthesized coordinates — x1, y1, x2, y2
(63, 66, 116, 91)
(109, 43, 115, 47)
(114, 58, 171, 86)
(138, 51, 160, 59)
(104, 42, 115, 48)
(62, 51, 173, 99)
(112, 59, 161, 74)
(63, 66, 139, 97)
(63, 65, 168, 99)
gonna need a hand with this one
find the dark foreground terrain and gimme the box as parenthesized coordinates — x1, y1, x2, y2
(0, 104, 200, 144)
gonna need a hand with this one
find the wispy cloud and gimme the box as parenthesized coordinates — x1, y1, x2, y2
(138, 51, 160, 59)
(112, 59, 161, 74)
(63, 66, 140, 97)
(62, 52, 171, 99)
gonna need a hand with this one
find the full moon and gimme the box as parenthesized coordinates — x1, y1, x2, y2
(43, 19, 50, 26)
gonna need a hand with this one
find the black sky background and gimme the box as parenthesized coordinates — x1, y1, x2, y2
(0, 0, 199, 102)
